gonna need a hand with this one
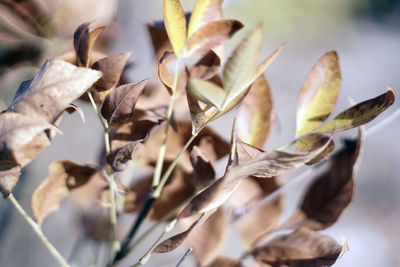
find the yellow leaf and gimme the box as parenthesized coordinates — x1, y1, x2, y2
(187, 0, 223, 37)
(164, 0, 187, 55)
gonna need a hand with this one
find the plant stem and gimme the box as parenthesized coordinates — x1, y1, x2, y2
(87, 90, 120, 252)
(8, 193, 69, 267)
(132, 219, 178, 267)
(152, 57, 181, 187)
(176, 248, 192, 267)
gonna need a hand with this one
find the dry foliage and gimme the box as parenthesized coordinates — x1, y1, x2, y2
(0, 0, 396, 267)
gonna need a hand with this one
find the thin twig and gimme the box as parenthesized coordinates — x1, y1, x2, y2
(9, 193, 69, 267)
(87, 90, 120, 252)
(176, 247, 193, 267)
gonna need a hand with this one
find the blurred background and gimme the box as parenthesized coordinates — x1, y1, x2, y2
(0, 0, 399, 266)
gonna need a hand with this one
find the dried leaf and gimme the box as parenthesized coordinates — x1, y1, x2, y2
(8, 60, 102, 123)
(236, 75, 273, 148)
(154, 217, 200, 253)
(73, 22, 105, 67)
(190, 145, 216, 188)
(31, 160, 98, 224)
(190, 50, 220, 80)
(296, 133, 335, 165)
(206, 256, 243, 267)
(184, 20, 243, 57)
(182, 208, 229, 265)
(0, 161, 21, 198)
(158, 51, 175, 93)
(296, 51, 341, 136)
(164, 0, 187, 55)
(91, 53, 131, 92)
(317, 86, 395, 133)
(147, 23, 172, 60)
(251, 227, 343, 266)
(0, 112, 56, 167)
(187, 0, 223, 37)
(66, 104, 85, 122)
(100, 79, 148, 127)
(107, 141, 143, 172)
(293, 132, 362, 230)
(187, 78, 225, 109)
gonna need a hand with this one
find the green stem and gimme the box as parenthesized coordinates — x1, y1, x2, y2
(87, 90, 120, 252)
(9, 194, 69, 267)
(132, 219, 177, 267)
(152, 57, 181, 187)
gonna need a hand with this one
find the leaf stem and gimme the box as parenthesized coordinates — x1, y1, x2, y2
(132, 219, 178, 267)
(87, 90, 120, 252)
(8, 193, 69, 267)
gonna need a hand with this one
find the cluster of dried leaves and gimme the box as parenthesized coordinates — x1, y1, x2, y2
(0, 0, 396, 266)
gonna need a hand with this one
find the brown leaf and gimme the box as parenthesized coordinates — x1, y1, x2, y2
(8, 60, 102, 124)
(190, 144, 216, 188)
(107, 141, 143, 172)
(317, 86, 395, 133)
(91, 53, 131, 92)
(182, 208, 229, 265)
(157, 51, 188, 94)
(65, 104, 85, 122)
(73, 22, 105, 67)
(147, 23, 173, 60)
(0, 112, 56, 167)
(100, 79, 148, 127)
(251, 227, 343, 266)
(190, 50, 221, 80)
(154, 216, 201, 253)
(31, 160, 98, 224)
(296, 133, 335, 165)
(206, 256, 244, 267)
(293, 132, 362, 230)
(184, 20, 243, 57)
(0, 161, 21, 198)
(236, 75, 273, 149)
(296, 51, 341, 136)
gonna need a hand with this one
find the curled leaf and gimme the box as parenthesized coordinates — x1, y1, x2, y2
(296, 51, 341, 136)
(251, 227, 343, 267)
(184, 20, 243, 57)
(73, 22, 105, 67)
(317, 86, 395, 133)
(8, 60, 102, 123)
(31, 160, 98, 224)
(164, 0, 187, 55)
(190, 144, 216, 188)
(100, 79, 149, 127)
(91, 52, 131, 92)
(296, 133, 335, 165)
(107, 141, 143, 172)
(66, 104, 85, 122)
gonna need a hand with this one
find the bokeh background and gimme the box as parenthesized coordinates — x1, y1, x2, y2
(0, 0, 400, 266)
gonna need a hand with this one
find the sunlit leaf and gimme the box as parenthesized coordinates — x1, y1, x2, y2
(31, 160, 97, 224)
(164, 0, 187, 55)
(8, 60, 102, 123)
(316, 86, 395, 133)
(184, 20, 243, 57)
(100, 79, 148, 127)
(296, 133, 335, 165)
(187, 0, 223, 37)
(236, 75, 273, 149)
(91, 52, 131, 92)
(251, 227, 343, 266)
(187, 78, 225, 109)
(296, 51, 341, 136)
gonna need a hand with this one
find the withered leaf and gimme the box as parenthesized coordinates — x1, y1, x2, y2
(317, 86, 395, 133)
(183, 20, 243, 57)
(73, 22, 105, 67)
(187, 78, 225, 109)
(31, 160, 97, 224)
(187, 0, 223, 37)
(190, 145, 216, 188)
(8, 60, 102, 123)
(206, 256, 243, 267)
(190, 50, 220, 80)
(236, 75, 273, 149)
(179, 139, 329, 218)
(296, 51, 341, 136)
(0, 112, 56, 167)
(164, 0, 187, 55)
(296, 133, 335, 165)
(100, 79, 149, 127)
(0, 161, 21, 198)
(65, 104, 85, 122)
(107, 141, 143, 172)
(251, 227, 343, 266)
(154, 217, 201, 253)
(293, 132, 362, 230)
(147, 23, 172, 60)
(91, 52, 131, 92)
(181, 208, 229, 265)
(158, 51, 175, 93)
